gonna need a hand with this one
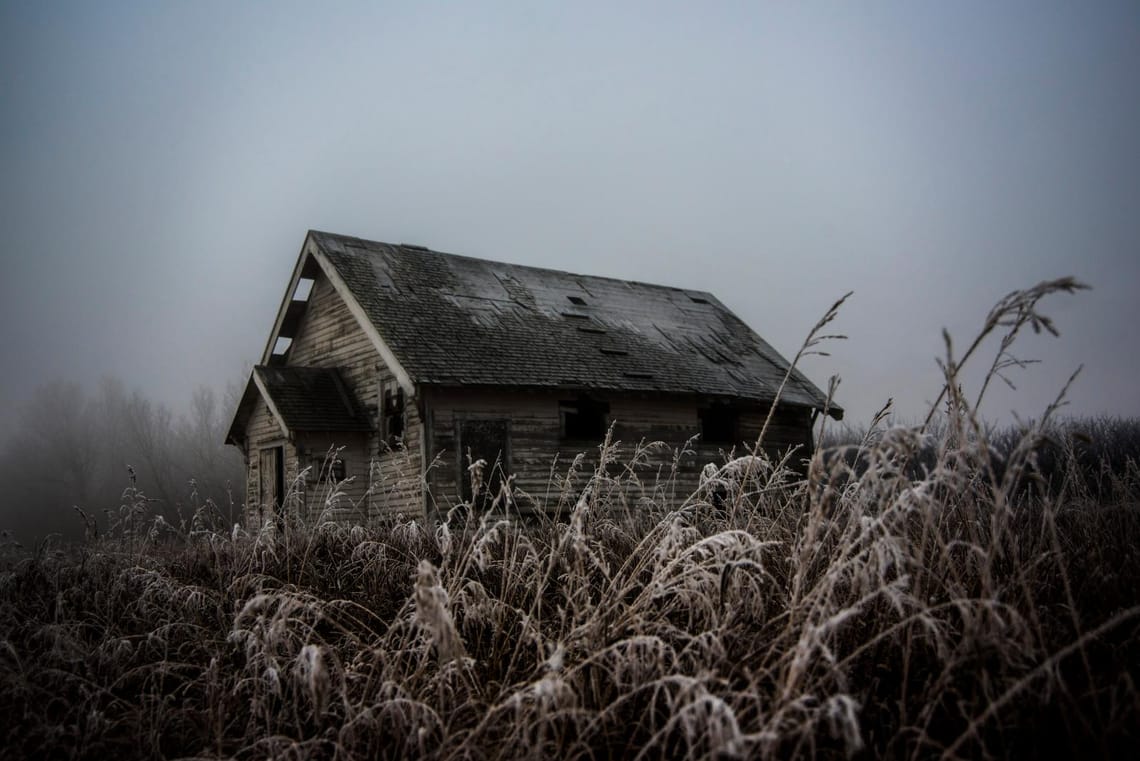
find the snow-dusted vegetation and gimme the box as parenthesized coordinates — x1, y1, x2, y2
(2, 280, 1138, 759)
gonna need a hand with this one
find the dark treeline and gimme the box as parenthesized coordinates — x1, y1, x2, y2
(0, 378, 244, 546)
(819, 413, 1140, 502)
(5, 374, 1138, 549)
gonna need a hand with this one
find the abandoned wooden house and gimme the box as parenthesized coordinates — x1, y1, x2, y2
(225, 230, 841, 527)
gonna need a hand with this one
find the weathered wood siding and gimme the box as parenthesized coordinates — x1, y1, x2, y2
(423, 387, 814, 517)
(239, 269, 814, 524)
(423, 389, 560, 517)
(241, 398, 299, 530)
(282, 271, 424, 521)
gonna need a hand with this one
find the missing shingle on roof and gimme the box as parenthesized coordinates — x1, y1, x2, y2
(560, 312, 590, 319)
(401, 243, 429, 251)
(689, 295, 710, 304)
(600, 348, 629, 356)
(623, 371, 654, 380)
(567, 295, 587, 306)
(577, 326, 607, 335)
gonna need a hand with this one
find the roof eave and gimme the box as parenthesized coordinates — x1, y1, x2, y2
(224, 371, 275, 447)
(420, 378, 840, 413)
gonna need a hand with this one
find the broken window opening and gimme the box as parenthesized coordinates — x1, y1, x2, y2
(294, 278, 314, 301)
(699, 405, 740, 445)
(560, 396, 610, 441)
(309, 454, 346, 482)
(384, 386, 406, 449)
(272, 336, 293, 355)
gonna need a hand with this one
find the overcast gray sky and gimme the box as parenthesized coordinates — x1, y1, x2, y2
(2, 1, 1138, 433)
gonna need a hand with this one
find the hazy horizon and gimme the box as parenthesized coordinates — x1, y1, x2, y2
(3, 1, 1139, 436)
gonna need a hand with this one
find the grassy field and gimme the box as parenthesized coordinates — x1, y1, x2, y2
(2, 279, 1138, 759)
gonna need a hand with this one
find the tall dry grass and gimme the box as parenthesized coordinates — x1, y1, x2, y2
(2, 278, 1139, 759)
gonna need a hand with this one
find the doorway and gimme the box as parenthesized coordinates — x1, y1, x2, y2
(458, 419, 510, 511)
(259, 446, 285, 527)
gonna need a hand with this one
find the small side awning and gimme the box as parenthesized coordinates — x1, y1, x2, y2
(225, 365, 373, 446)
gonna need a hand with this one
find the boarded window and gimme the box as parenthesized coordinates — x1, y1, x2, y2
(560, 397, 609, 441)
(699, 406, 740, 445)
(459, 419, 510, 510)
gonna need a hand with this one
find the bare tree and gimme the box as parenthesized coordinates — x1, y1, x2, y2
(21, 381, 99, 505)
(0, 382, 100, 542)
(0, 376, 244, 543)
(174, 385, 243, 522)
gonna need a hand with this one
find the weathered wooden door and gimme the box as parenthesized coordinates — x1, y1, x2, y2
(459, 419, 510, 510)
(259, 446, 284, 526)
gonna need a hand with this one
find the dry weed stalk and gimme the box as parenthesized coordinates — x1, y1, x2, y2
(1, 278, 1138, 760)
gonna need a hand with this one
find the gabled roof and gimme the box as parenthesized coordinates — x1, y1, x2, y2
(225, 366, 373, 445)
(301, 230, 840, 416)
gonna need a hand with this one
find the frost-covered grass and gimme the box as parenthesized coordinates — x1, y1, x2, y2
(2, 278, 1139, 759)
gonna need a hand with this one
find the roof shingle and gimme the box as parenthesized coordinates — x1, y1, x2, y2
(310, 230, 839, 414)
(255, 366, 373, 433)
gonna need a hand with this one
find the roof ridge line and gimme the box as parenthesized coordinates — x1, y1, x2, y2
(310, 230, 719, 297)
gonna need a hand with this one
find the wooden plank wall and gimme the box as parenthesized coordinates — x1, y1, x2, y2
(424, 390, 560, 518)
(423, 387, 814, 518)
(242, 399, 298, 529)
(283, 272, 424, 521)
(241, 270, 814, 524)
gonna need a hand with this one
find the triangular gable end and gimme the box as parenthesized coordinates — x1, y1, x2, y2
(257, 232, 415, 395)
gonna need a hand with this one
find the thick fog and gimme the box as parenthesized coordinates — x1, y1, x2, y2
(2, 2, 1139, 541)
